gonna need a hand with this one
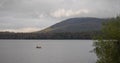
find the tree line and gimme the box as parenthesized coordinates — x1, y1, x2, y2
(0, 31, 100, 39)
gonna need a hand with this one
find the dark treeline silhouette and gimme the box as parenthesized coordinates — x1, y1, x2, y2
(0, 31, 100, 39)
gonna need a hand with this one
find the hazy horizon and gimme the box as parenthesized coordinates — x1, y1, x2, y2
(0, 0, 120, 32)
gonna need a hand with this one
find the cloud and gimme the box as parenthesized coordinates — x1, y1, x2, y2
(0, 27, 41, 33)
(0, 0, 7, 7)
(0, 0, 120, 32)
(50, 9, 90, 18)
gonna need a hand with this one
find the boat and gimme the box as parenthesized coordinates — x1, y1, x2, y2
(36, 44, 42, 48)
(36, 46, 42, 48)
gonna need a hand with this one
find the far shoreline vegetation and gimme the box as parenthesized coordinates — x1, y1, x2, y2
(0, 31, 100, 39)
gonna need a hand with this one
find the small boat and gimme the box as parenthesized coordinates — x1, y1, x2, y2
(36, 43, 42, 48)
(36, 46, 42, 48)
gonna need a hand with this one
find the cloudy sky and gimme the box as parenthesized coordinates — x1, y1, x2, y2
(0, 0, 120, 32)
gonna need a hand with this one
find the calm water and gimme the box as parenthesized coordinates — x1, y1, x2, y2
(0, 40, 97, 63)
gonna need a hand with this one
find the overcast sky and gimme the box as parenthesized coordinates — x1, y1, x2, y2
(0, 0, 120, 32)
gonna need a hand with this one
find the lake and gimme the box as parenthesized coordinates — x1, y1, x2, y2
(0, 40, 97, 63)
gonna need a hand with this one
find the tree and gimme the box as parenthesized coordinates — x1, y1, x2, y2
(94, 16, 120, 63)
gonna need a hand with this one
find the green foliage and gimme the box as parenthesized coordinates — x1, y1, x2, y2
(102, 17, 120, 40)
(94, 16, 120, 63)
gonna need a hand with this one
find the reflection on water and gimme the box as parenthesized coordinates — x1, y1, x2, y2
(0, 40, 97, 63)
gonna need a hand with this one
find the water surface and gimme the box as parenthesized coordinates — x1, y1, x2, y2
(0, 40, 96, 63)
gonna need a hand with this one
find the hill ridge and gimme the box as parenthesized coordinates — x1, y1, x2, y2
(38, 17, 106, 33)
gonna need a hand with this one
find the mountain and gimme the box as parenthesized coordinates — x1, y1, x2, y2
(39, 17, 106, 33)
(0, 17, 107, 39)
